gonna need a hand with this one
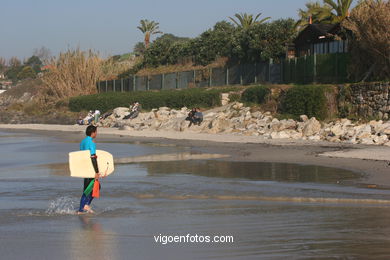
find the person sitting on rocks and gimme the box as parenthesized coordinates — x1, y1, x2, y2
(193, 108, 203, 126)
(186, 108, 197, 127)
(124, 102, 141, 120)
(77, 116, 84, 125)
(83, 111, 94, 125)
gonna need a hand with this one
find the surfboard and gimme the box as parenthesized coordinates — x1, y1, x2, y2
(69, 150, 114, 178)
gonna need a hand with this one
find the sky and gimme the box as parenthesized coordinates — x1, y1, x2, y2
(1, 0, 311, 60)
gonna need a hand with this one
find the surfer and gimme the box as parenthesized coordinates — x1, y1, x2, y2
(78, 125, 102, 214)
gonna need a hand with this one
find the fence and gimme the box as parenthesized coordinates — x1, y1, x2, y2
(97, 61, 281, 93)
(282, 53, 350, 84)
(97, 53, 350, 93)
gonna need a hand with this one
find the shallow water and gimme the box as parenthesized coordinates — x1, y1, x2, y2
(1, 130, 390, 259)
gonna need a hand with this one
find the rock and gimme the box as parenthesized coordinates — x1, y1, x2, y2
(300, 115, 309, 122)
(308, 135, 321, 141)
(221, 93, 230, 106)
(360, 138, 375, 145)
(330, 124, 344, 136)
(302, 117, 321, 136)
(208, 118, 231, 134)
(271, 131, 291, 139)
(373, 135, 388, 145)
(113, 107, 130, 118)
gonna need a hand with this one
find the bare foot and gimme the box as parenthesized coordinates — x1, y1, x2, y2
(83, 205, 94, 213)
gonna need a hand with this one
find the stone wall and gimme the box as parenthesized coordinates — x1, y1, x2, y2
(341, 82, 390, 120)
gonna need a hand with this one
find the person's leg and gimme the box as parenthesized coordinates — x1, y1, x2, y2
(79, 194, 89, 212)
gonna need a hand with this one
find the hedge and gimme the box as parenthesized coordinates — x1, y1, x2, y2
(280, 85, 328, 120)
(69, 88, 224, 113)
(241, 85, 270, 104)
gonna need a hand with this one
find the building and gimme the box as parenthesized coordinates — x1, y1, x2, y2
(292, 23, 348, 57)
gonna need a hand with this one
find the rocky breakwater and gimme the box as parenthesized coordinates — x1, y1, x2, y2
(98, 102, 390, 146)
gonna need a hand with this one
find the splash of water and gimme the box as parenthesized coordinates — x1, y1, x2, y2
(45, 196, 77, 215)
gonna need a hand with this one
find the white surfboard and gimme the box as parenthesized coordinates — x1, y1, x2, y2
(69, 150, 114, 178)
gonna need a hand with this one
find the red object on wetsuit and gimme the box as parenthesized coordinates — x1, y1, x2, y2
(92, 179, 100, 198)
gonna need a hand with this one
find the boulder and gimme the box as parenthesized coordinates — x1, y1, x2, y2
(302, 117, 321, 136)
(113, 107, 130, 118)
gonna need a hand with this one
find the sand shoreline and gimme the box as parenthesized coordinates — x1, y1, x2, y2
(1, 123, 390, 188)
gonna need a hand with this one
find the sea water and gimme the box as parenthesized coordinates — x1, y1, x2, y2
(1, 130, 390, 259)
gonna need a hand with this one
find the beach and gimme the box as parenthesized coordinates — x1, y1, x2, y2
(1, 123, 390, 188)
(2, 125, 390, 259)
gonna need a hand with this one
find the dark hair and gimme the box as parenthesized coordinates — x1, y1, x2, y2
(86, 125, 97, 136)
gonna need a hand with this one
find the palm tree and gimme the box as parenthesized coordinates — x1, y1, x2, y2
(137, 19, 162, 48)
(295, 2, 334, 30)
(228, 13, 271, 29)
(323, 0, 354, 22)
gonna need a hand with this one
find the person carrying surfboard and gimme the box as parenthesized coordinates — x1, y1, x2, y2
(78, 125, 103, 214)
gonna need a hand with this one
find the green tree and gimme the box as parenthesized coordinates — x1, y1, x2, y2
(296, 2, 334, 30)
(25, 55, 43, 74)
(142, 34, 191, 67)
(191, 21, 235, 65)
(228, 13, 271, 30)
(324, 0, 354, 23)
(17, 66, 36, 80)
(137, 19, 162, 48)
(231, 19, 296, 63)
(133, 42, 146, 56)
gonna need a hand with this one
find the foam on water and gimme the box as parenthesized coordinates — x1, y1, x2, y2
(45, 196, 77, 215)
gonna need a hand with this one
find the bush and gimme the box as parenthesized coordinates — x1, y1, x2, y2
(280, 85, 328, 120)
(69, 88, 223, 113)
(241, 85, 270, 104)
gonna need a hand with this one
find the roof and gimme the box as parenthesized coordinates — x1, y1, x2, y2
(294, 23, 340, 45)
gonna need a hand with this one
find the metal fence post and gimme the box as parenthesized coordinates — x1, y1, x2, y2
(209, 68, 212, 87)
(313, 54, 317, 83)
(294, 58, 297, 83)
(240, 65, 243, 85)
(133, 76, 136, 91)
(146, 76, 150, 91)
(105, 80, 108, 92)
(175, 72, 178, 89)
(121, 78, 124, 92)
(226, 67, 229, 85)
(161, 74, 165, 90)
(254, 63, 258, 84)
(193, 70, 196, 87)
(113, 79, 116, 92)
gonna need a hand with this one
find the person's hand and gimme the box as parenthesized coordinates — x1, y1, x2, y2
(95, 173, 99, 179)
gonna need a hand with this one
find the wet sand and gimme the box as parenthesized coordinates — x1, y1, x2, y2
(1, 124, 390, 189)
(2, 128, 390, 259)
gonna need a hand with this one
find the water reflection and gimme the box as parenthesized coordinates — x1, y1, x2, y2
(141, 160, 360, 184)
(69, 216, 118, 260)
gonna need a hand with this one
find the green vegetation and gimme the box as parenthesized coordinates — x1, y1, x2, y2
(228, 13, 271, 29)
(280, 85, 329, 120)
(69, 88, 227, 113)
(133, 18, 296, 70)
(137, 19, 162, 49)
(3, 56, 42, 82)
(296, 0, 354, 30)
(241, 85, 270, 104)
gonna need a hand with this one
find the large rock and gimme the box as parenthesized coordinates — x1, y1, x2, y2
(113, 107, 130, 118)
(302, 117, 321, 137)
(208, 118, 231, 134)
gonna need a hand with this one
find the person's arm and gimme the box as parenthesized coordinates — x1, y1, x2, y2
(89, 141, 100, 179)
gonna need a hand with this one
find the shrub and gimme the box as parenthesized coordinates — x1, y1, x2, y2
(69, 88, 222, 113)
(241, 85, 270, 104)
(280, 85, 328, 120)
